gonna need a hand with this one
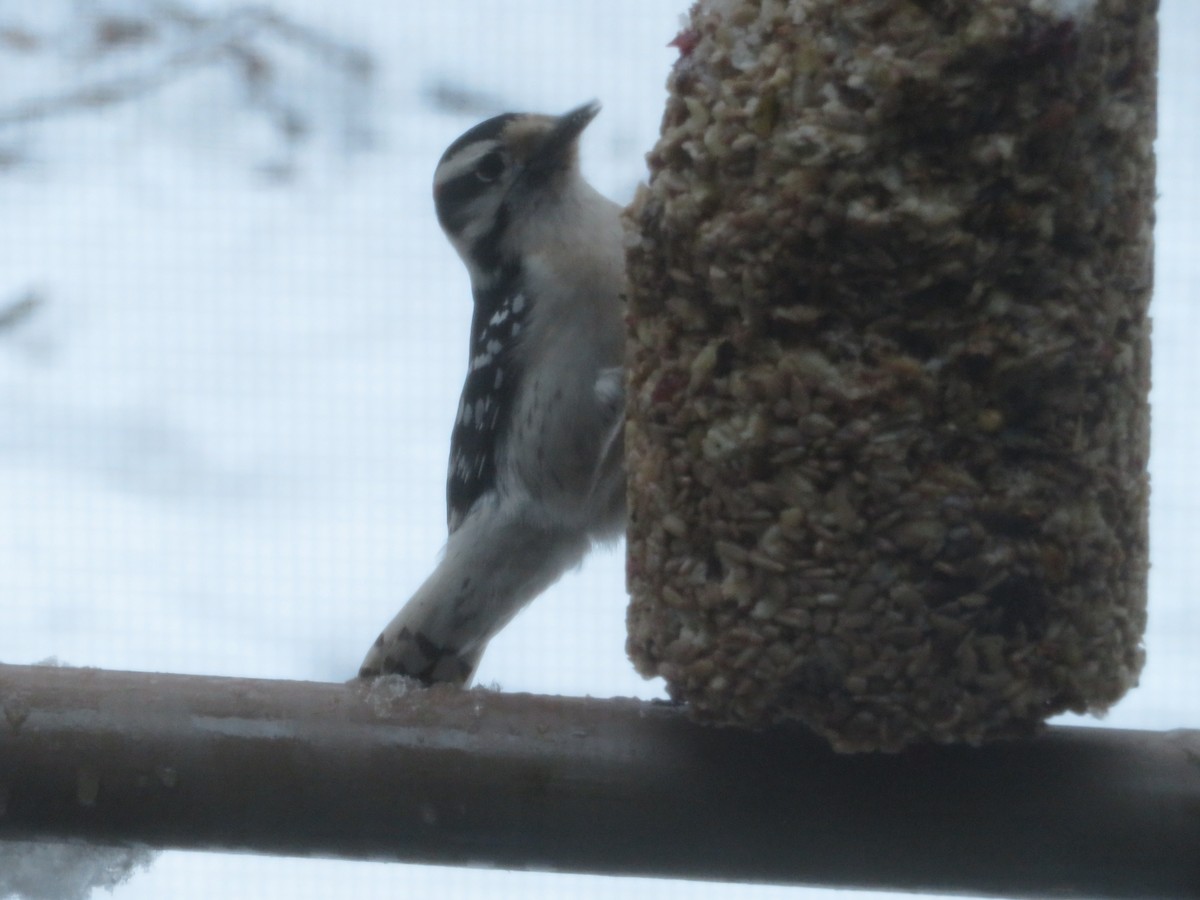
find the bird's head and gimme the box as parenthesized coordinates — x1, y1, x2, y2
(432, 102, 601, 278)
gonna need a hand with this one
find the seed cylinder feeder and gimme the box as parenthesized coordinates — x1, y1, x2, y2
(624, 0, 1156, 751)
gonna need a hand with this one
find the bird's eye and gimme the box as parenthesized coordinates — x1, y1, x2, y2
(475, 151, 505, 182)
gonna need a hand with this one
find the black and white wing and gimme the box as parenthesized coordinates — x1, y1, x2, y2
(445, 288, 530, 533)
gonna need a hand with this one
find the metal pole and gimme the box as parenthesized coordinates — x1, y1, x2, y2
(1, 662, 1197, 897)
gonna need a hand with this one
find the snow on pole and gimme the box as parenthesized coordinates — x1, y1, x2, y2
(624, 0, 1156, 751)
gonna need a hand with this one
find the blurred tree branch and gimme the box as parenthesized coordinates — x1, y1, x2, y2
(0, 289, 43, 333)
(0, 1, 374, 173)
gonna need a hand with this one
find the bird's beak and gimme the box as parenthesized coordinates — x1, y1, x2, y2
(526, 101, 600, 178)
(550, 101, 601, 148)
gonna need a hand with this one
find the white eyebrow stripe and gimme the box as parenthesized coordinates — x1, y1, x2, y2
(434, 141, 502, 190)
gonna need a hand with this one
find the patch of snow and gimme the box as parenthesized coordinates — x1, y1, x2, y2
(0, 842, 155, 900)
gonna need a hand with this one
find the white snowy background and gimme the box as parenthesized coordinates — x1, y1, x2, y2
(0, 1, 1196, 898)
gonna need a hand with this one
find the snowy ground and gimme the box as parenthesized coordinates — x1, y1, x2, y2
(1, 1, 1196, 898)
